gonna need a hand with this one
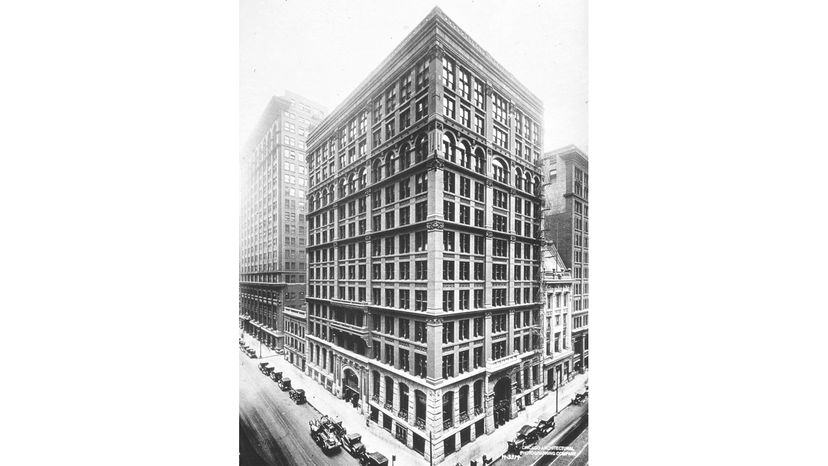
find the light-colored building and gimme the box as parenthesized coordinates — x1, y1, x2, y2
(239, 92, 325, 351)
(540, 241, 574, 390)
(304, 7, 545, 463)
(284, 306, 307, 371)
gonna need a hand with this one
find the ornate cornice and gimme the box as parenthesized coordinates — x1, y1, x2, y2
(427, 220, 445, 231)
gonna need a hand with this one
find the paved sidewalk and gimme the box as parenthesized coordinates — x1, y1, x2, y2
(242, 332, 428, 466)
(442, 371, 588, 466)
(242, 331, 588, 466)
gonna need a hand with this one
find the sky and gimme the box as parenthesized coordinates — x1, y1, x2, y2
(240, 0, 587, 153)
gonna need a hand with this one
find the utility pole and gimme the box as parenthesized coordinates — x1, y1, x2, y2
(555, 382, 559, 413)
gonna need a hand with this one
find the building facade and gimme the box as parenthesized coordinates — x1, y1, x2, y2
(284, 306, 307, 371)
(538, 146, 589, 371)
(240, 92, 325, 350)
(540, 241, 574, 391)
(305, 8, 545, 463)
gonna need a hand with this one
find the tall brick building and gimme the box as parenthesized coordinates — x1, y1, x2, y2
(304, 8, 545, 463)
(239, 92, 325, 351)
(539, 145, 589, 371)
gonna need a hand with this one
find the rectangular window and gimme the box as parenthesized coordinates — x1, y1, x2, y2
(444, 201, 455, 222)
(415, 173, 428, 193)
(442, 57, 455, 89)
(415, 97, 428, 120)
(443, 231, 455, 251)
(443, 260, 454, 280)
(458, 68, 470, 100)
(460, 107, 470, 127)
(415, 201, 428, 222)
(386, 86, 397, 112)
(415, 290, 427, 311)
(443, 96, 455, 119)
(415, 260, 427, 279)
(492, 93, 507, 123)
(399, 206, 410, 226)
(444, 171, 455, 193)
(494, 127, 508, 149)
(415, 321, 427, 343)
(474, 115, 485, 135)
(416, 58, 429, 90)
(474, 80, 485, 109)
(415, 231, 427, 252)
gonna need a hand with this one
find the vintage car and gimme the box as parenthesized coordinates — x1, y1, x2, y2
(516, 424, 540, 447)
(278, 377, 291, 391)
(309, 418, 341, 454)
(245, 348, 257, 358)
(535, 414, 557, 436)
(341, 433, 365, 458)
(269, 371, 282, 382)
(359, 451, 389, 466)
(258, 362, 271, 373)
(289, 389, 306, 404)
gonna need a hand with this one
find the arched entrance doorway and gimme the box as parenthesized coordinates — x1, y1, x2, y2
(493, 377, 512, 427)
(342, 368, 360, 408)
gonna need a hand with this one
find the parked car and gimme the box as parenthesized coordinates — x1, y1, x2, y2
(535, 414, 557, 436)
(341, 433, 365, 458)
(270, 371, 282, 382)
(309, 417, 341, 454)
(359, 451, 389, 466)
(278, 377, 291, 391)
(516, 424, 540, 447)
(289, 389, 306, 404)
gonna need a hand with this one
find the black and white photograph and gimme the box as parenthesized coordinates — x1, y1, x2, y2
(4, 1, 828, 466)
(239, 2, 587, 465)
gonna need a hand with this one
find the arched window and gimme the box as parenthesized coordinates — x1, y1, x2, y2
(474, 148, 486, 174)
(372, 371, 380, 397)
(459, 385, 469, 417)
(442, 133, 456, 163)
(459, 140, 471, 169)
(534, 176, 541, 196)
(371, 158, 382, 183)
(326, 188, 333, 205)
(415, 134, 428, 163)
(399, 383, 409, 415)
(442, 391, 454, 427)
(473, 380, 483, 412)
(515, 167, 524, 191)
(348, 173, 356, 194)
(524, 172, 532, 193)
(385, 152, 396, 177)
(415, 390, 426, 423)
(385, 376, 394, 405)
(399, 143, 411, 170)
(492, 158, 508, 184)
(358, 168, 367, 189)
(338, 178, 346, 198)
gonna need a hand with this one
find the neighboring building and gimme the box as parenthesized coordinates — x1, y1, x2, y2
(284, 306, 307, 371)
(540, 241, 574, 391)
(538, 145, 589, 371)
(240, 92, 325, 351)
(304, 8, 545, 463)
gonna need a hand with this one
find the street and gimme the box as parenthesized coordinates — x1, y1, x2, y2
(239, 351, 359, 466)
(498, 400, 588, 466)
